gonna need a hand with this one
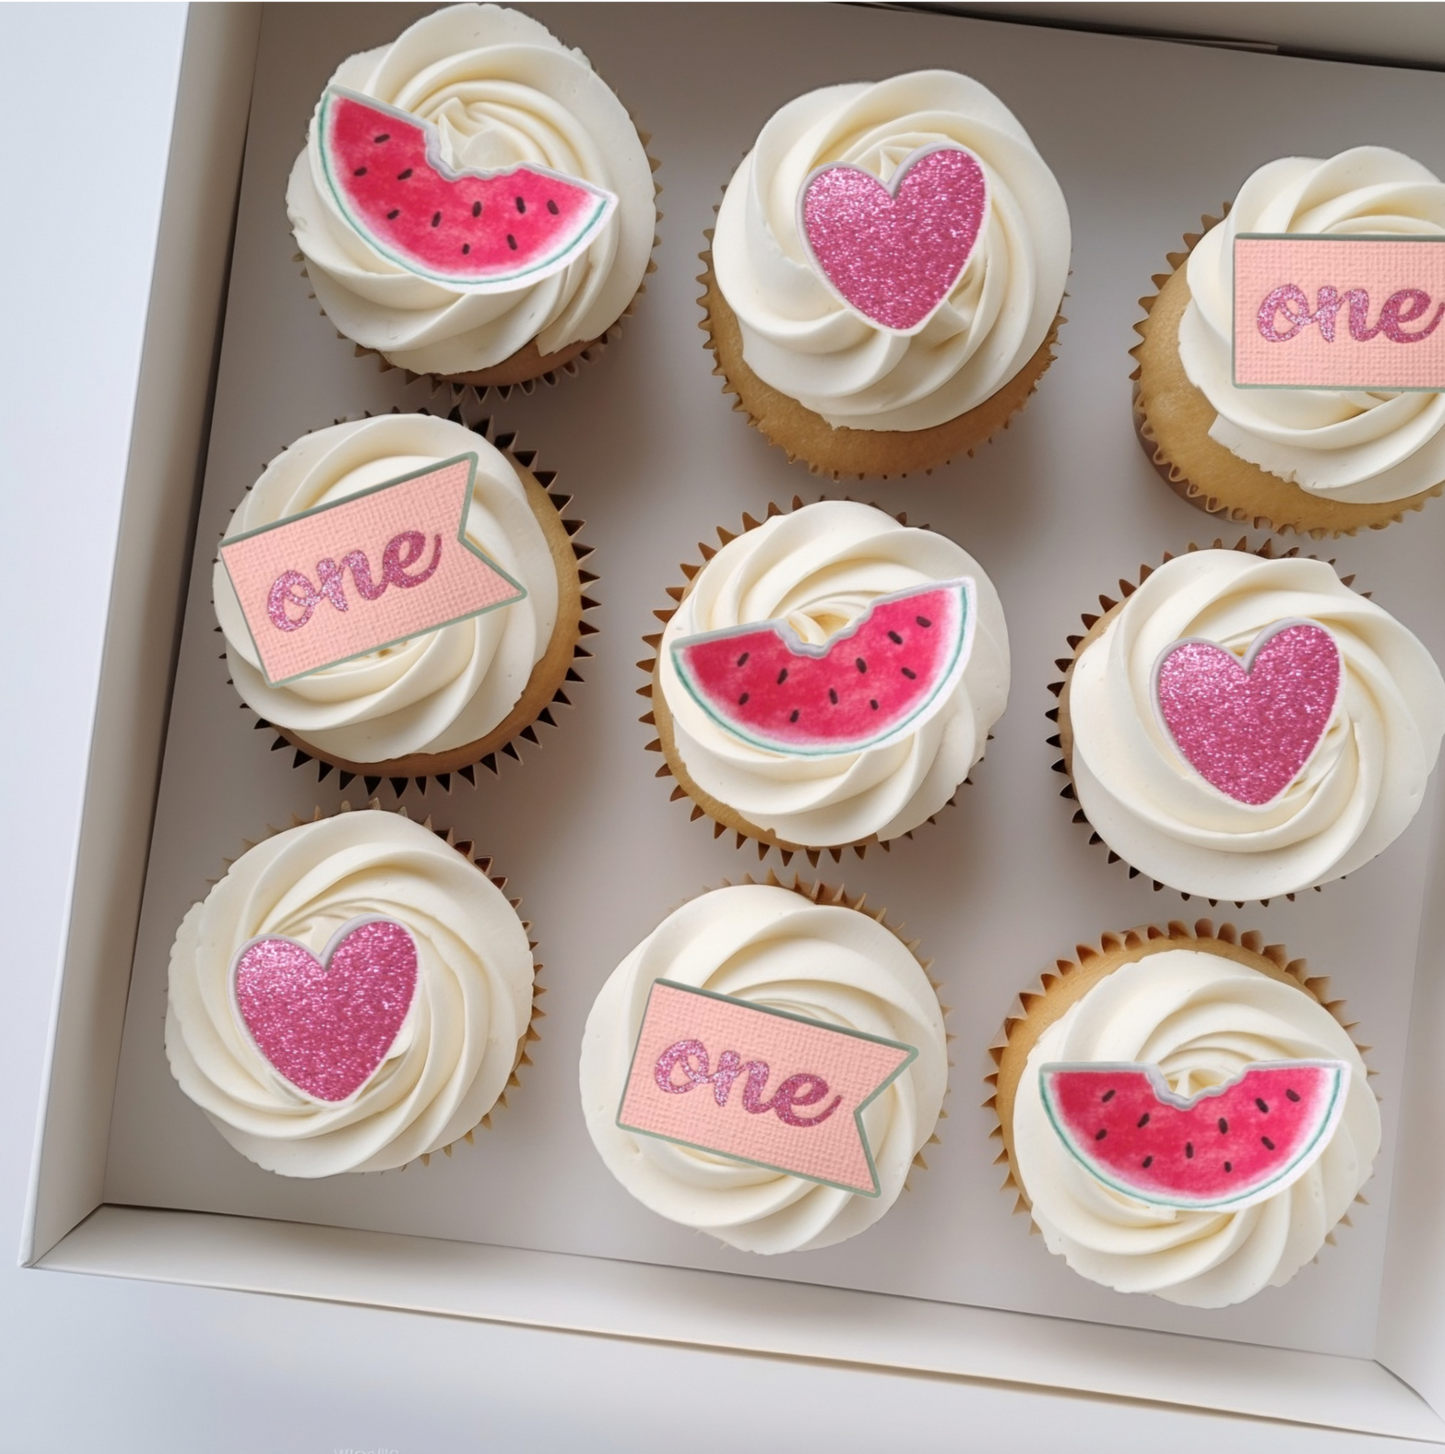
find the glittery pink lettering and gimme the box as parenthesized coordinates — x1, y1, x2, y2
(653, 1038, 841, 1127)
(1257, 284, 1445, 344)
(265, 532, 442, 633)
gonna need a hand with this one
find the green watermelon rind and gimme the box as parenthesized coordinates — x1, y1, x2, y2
(1038, 1059, 1349, 1213)
(317, 87, 617, 293)
(669, 579, 975, 759)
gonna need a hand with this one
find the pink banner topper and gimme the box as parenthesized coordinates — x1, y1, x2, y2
(218, 453, 526, 685)
(1233, 234, 1445, 390)
(616, 980, 916, 1196)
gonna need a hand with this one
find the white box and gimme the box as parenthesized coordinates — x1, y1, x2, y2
(26, 4, 1445, 1441)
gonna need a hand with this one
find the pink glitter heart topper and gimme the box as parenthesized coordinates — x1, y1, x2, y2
(1154, 620, 1343, 807)
(231, 916, 419, 1102)
(798, 144, 989, 334)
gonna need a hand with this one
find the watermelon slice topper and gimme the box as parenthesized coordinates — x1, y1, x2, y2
(670, 579, 975, 757)
(318, 88, 617, 292)
(1039, 1060, 1350, 1213)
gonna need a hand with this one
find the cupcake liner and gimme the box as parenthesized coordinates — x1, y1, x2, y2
(222, 401, 598, 798)
(699, 219, 1064, 480)
(1131, 209, 1445, 539)
(1046, 536, 1364, 906)
(297, 126, 662, 399)
(208, 799, 545, 1169)
(638, 497, 970, 866)
(983, 918, 1374, 1246)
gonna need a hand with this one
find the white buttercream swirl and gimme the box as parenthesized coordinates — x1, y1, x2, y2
(657, 501, 1009, 847)
(712, 70, 1069, 432)
(579, 884, 947, 1253)
(1179, 147, 1445, 503)
(214, 414, 557, 764)
(166, 810, 534, 1177)
(1068, 550, 1445, 900)
(287, 4, 655, 376)
(1011, 949, 1378, 1308)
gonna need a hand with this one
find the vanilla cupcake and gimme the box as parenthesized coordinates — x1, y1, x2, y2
(645, 499, 1009, 858)
(288, 4, 656, 386)
(166, 808, 537, 1176)
(214, 413, 585, 786)
(1135, 147, 1445, 536)
(704, 70, 1069, 477)
(988, 922, 1378, 1309)
(1055, 546, 1445, 901)
(580, 880, 947, 1253)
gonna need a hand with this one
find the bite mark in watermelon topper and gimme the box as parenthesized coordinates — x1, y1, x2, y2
(671, 579, 976, 757)
(318, 88, 618, 292)
(1039, 1060, 1350, 1213)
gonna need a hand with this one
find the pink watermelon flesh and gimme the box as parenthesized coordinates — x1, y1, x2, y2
(1039, 1061, 1348, 1211)
(319, 88, 614, 289)
(671, 580, 972, 755)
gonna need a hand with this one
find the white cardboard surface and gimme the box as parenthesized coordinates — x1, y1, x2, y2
(98, 0, 1445, 1377)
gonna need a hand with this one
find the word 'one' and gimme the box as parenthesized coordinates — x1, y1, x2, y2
(268, 531, 442, 632)
(1257, 285, 1445, 345)
(654, 1038, 842, 1128)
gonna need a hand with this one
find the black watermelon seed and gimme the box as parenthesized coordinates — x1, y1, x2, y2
(901, 667, 917, 680)
(1101, 1089, 1115, 1103)
(1137, 1113, 1150, 1128)
(373, 133, 390, 144)
(507, 235, 518, 250)
(1185, 1142, 1194, 1158)
(1142, 1155, 1153, 1169)
(738, 693, 749, 706)
(1286, 1089, 1301, 1102)
(472, 201, 482, 217)
(736, 652, 749, 667)
(888, 630, 903, 645)
(430, 211, 441, 227)
(353, 166, 368, 176)
(828, 688, 838, 704)
(1094, 1128, 1107, 1141)
(547, 199, 559, 215)
(789, 710, 799, 723)
(397, 168, 413, 180)
(1218, 1118, 1229, 1134)
(461, 244, 470, 255)
(856, 657, 867, 673)
(777, 668, 788, 685)
(1256, 1098, 1269, 1113)
(916, 615, 932, 628)
(1262, 1136, 1276, 1151)
(515, 196, 526, 213)
(869, 699, 879, 710)
(1225, 1161, 1233, 1172)
(386, 208, 400, 220)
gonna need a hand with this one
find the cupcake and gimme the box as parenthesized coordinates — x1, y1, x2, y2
(987, 921, 1378, 1308)
(288, 4, 657, 387)
(1134, 147, 1445, 537)
(703, 70, 1069, 478)
(579, 878, 947, 1253)
(643, 498, 1010, 861)
(165, 806, 539, 1176)
(1054, 544, 1445, 901)
(214, 411, 589, 789)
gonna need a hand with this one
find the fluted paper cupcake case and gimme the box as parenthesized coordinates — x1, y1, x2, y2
(639, 496, 978, 866)
(1045, 536, 1365, 906)
(297, 127, 662, 399)
(1131, 207, 1445, 539)
(698, 200, 1064, 480)
(982, 919, 1374, 1252)
(218, 401, 598, 799)
(209, 799, 546, 1170)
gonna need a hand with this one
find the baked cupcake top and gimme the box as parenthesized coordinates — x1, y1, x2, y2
(579, 883, 947, 1253)
(656, 500, 1009, 848)
(1067, 549, 1445, 900)
(214, 413, 559, 765)
(287, 4, 656, 377)
(165, 810, 535, 1176)
(1180, 147, 1445, 505)
(711, 70, 1069, 432)
(1008, 945, 1377, 1308)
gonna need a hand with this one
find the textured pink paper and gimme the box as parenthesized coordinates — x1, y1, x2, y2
(1234, 236, 1445, 389)
(219, 455, 525, 684)
(617, 981, 914, 1194)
